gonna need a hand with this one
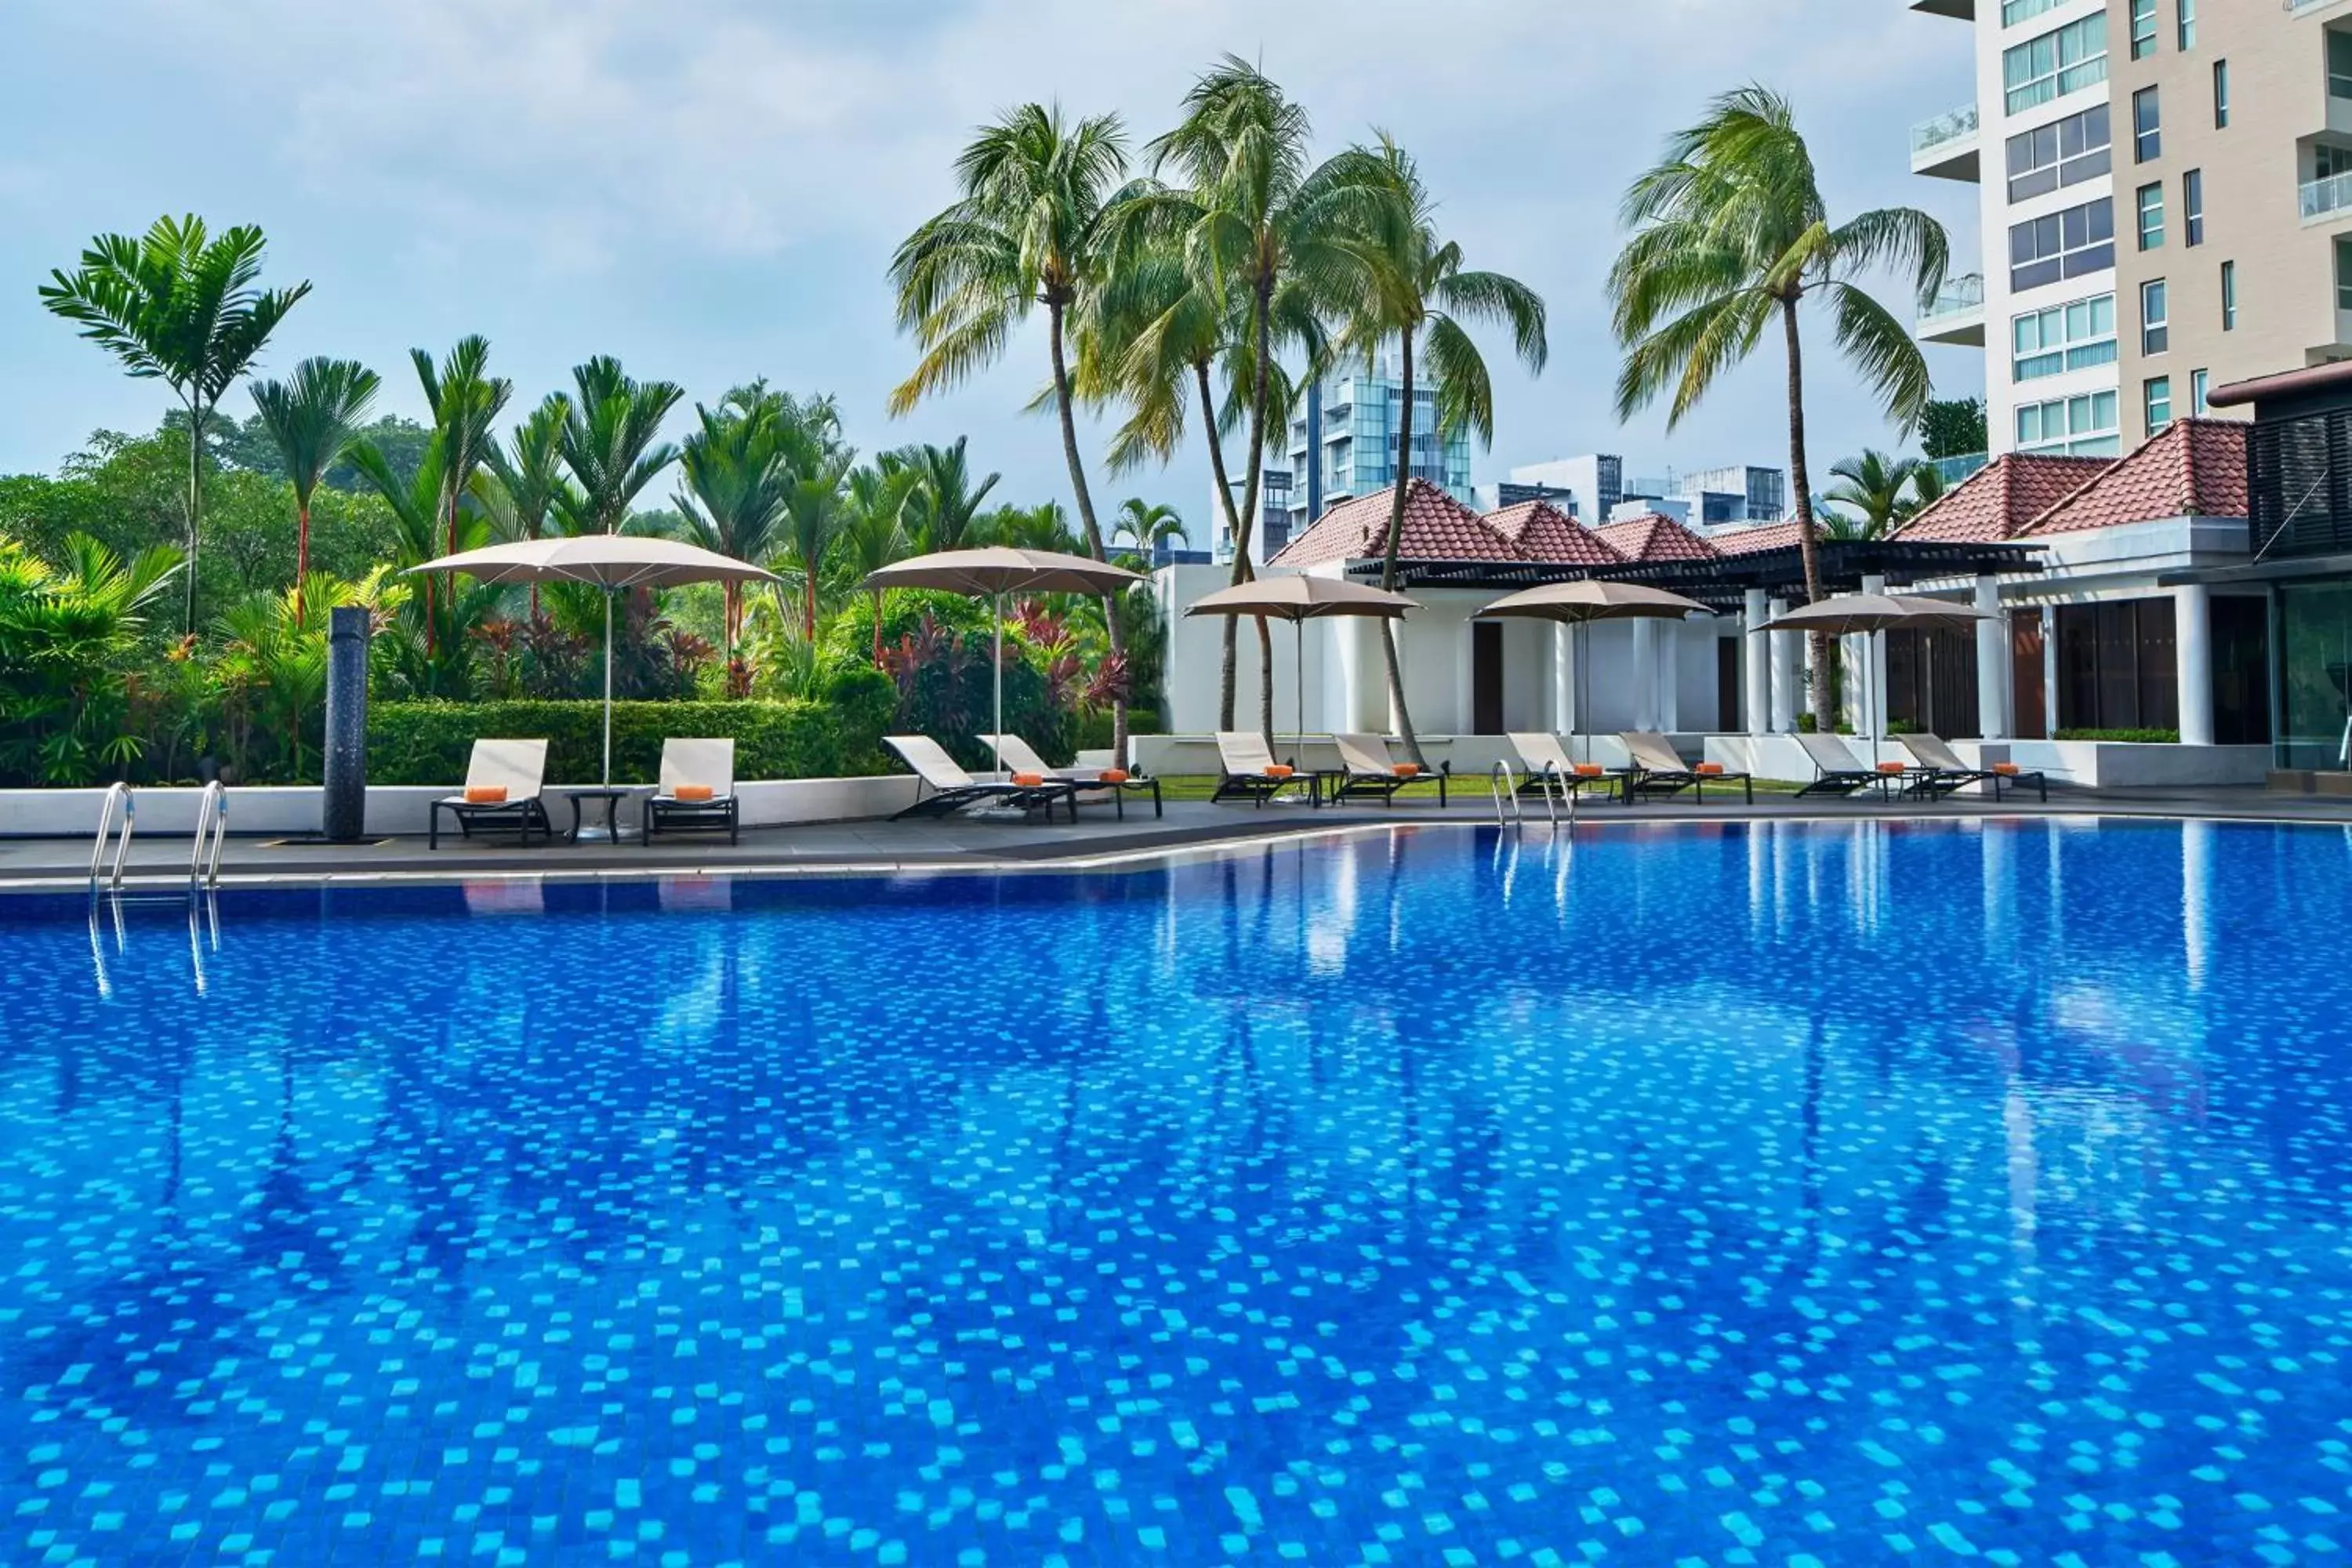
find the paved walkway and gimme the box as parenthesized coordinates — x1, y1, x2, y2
(8, 782, 2350, 892)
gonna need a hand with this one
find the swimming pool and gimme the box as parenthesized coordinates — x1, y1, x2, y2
(2, 819, 2348, 1566)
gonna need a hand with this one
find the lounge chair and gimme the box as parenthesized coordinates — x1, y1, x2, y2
(884, 735, 1079, 822)
(1900, 733, 2048, 804)
(429, 738, 553, 849)
(1505, 732, 1621, 804)
(644, 738, 739, 845)
(1212, 731, 1305, 806)
(1795, 732, 1893, 798)
(1617, 731, 1752, 804)
(1329, 734, 1450, 807)
(979, 733, 1163, 819)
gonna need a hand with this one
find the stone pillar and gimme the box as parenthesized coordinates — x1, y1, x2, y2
(1552, 622, 1575, 735)
(1630, 619, 1659, 731)
(2175, 583, 2215, 746)
(1973, 573, 2009, 739)
(1859, 573, 1888, 742)
(1744, 587, 1770, 737)
(1769, 597, 1797, 733)
(1656, 618, 1681, 733)
(323, 605, 371, 841)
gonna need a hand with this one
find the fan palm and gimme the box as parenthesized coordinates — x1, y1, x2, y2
(835, 464, 921, 666)
(249, 357, 381, 615)
(39, 215, 310, 633)
(887, 437, 1001, 554)
(1327, 133, 1548, 764)
(888, 103, 1138, 758)
(1609, 85, 1947, 731)
(557, 356, 685, 536)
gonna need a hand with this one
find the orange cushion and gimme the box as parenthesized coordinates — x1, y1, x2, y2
(1098, 768, 1131, 785)
(1573, 763, 1606, 778)
(1392, 763, 1421, 779)
(1694, 763, 1724, 776)
(463, 786, 508, 804)
(1876, 761, 1907, 775)
(1011, 771, 1046, 787)
(673, 784, 713, 803)
(1265, 764, 1295, 779)
(1992, 762, 2021, 776)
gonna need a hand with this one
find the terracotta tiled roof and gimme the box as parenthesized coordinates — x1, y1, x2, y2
(1893, 452, 2114, 543)
(1483, 499, 1627, 566)
(1271, 481, 1628, 568)
(2025, 418, 2249, 535)
(1708, 520, 1808, 557)
(1592, 512, 1721, 563)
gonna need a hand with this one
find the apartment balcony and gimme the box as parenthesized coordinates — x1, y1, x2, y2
(1911, 103, 1980, 182)
(2301, 169, 2352, 223)
(1909, 0, 1973, 16)
(1918, 273, 1986, 346)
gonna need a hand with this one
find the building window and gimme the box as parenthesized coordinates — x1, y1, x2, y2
(2016, 390, 2121, 457)
(2142, 279, 2169, 354)
(2178, 0, 2195, 50)
(2056, 599, 2180, 733)
(2002, 0, 2061, 24)
(2131, 0, 2158, 59)
(2336, 238, 2352, 312)
(2132, 86, 2161, 162)
(2332, 31, 2352, 100)
(2013, 292, 2118, 380)
(2191, 368, 2209, 416)
(2004, 14, 2110, 114)
(2183, 169, 2203, 246)
(2009, 198, 2115, 291)
(2222, 260, 2237, 329)
(2214, 60, 2229, 127)
(2136, 183, 2165, 250)
(2005, 103, 2111, 202)
(2145, 376, 2172, 433)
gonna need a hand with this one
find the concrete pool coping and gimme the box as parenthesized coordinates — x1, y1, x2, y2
(5, 783, 2350, 895)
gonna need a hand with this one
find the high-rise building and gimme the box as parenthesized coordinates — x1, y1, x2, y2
(1491, 456, 1785, 531)
(1272, 372, 1474, 543)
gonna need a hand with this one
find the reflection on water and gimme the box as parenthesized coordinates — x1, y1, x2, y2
(2, 820, 2349, 1565)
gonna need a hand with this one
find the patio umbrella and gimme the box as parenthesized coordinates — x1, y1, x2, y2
(1183, 576, 1419, 753)
(1475, 580, 1714, 763)
(1759, 593, 1989, 763)
(403, 535, 780, 791)
(861, 547, 1147, 775)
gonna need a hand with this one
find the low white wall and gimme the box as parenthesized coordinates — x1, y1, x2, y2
(1995, 741, 2268, 788)
(0, 776, 921, 839)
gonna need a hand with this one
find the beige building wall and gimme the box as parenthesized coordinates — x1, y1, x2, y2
(2111, 0, 2352, 445)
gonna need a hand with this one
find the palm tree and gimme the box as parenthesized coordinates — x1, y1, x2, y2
(394, 337, 510, 655)
(1820, 448, 1941, 540)
(888, 437, 1000, 554)
(775, 459, 851, 642)
(1609, 85, 1947, 731)
(557, 356, 684, 535)
(1330, 134, 1548, 764)
(836, 464, 921, 666)
(1111, 498, 1186, 564)
(889, 103, 1137, 758)
(347, 435, 495, 696)
(39, 215, 310, 633)
(0, 532, 183, 783)
(483, 392, 577, 620)
(673, 390, 796, 658)
(249, 358, 380, 615)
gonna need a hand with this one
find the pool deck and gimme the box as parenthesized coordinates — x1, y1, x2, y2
(7, 782, 2351, 891)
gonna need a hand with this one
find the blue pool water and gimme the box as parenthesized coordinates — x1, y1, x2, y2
(2, 819, 2350, 1566)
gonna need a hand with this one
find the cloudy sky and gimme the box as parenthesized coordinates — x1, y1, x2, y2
(0, 0, 1980, 521)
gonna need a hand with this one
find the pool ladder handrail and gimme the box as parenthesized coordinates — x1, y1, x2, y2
(191, 780, 227, 890)
(1489, 760, 1569, 829)
(89, 782, 135, 895)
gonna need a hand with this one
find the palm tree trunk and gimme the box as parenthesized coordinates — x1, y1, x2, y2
(183, 397, 205, 636)
(804, 577, 818, 644)
(1783, 296, 1835, 733)
(871, 590, 886, 668)
(1377, 330, 1427, 768)
(294, 496, 311, 622)
(1236, 281, 1279, 750)
(1047, 296, 1130, 765)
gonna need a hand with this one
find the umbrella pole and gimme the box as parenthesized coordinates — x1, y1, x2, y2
(603, 588, 615, 788)
(993, 592, 1004, 780)
(1295, 618, 1305, 760)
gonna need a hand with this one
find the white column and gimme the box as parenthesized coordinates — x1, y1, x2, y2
(1630, 619, 1659, 731)
(2175, 583, 2215, 746)
(1552, 622, 1575, 735)
(1452, 616, 1475, 736)
(1656, 618, 1681, 733)
(1344, 614, 1388, 732)
(2041, 605, 2060, 735)
(1744, 587, 1770, 737)
(1769, 597, 1797, 733)
(1860, 573, 1888, 742)
(1973, 573, 2009, 739)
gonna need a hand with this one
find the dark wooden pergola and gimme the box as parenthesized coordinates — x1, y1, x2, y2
(1348, 537, 2043, 610)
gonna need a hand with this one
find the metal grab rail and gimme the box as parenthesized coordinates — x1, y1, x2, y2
(191, 782, 227, 890)
(1490, 760, 1569, 829)
(89, 782, 134, 895)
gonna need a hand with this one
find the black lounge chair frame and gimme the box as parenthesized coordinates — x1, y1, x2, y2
(429, 795, 554, 849)
(644, 793, 741, 845)
(892, 778, 1078, 822)
(1330, 761, 1450, 808)
(1621, 764, 1753, 805)
(1211, 768, 1304, 807)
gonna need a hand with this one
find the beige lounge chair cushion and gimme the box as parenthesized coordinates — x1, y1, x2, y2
(448, 739, 547, 804)
(1618, 731, 1690, 775)
(1216, 731, 1283, 778)
(885, 735, 976, 789)
(658, 738, 735, 800)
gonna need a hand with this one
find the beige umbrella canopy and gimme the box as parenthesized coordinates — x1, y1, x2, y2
(1476, 580, 1714, 761)
(1184, 577, 1419, 746)
(1759, 593, 1991, 760)
(405, 537, 779, 791)
(862, 547, 1149, 775)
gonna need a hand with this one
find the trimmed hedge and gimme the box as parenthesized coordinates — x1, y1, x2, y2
(370, 670, 896, 786)
(2053, 727, 2181, 744)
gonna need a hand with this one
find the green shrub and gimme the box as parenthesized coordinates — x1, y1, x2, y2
(2053, 727, 2180, 744)
(368, 692, 894, 786)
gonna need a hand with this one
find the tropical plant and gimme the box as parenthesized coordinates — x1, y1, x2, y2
(673, 389, 797, 659)
(1820, 448, 1944, 539)
(887, 437, 1000, 553)
(482, 391, 577, 621)
(836, 463, 920, 666)
(39, 215, 310, 633)
(557, 356, 685, 536)
(249, 357, 381, 614)
(1329, 133, 1548, 764)
(1110, 498, 1186, 564)
(0, 532, 183, 784)
(1609, 84, 1947, 731)
(347, 434, 499, 697)
(1920, 395, 1987, 460)
(889, 103, 1138, 759)
(775, 458, 851, 642)
(209, 565, 403, 781)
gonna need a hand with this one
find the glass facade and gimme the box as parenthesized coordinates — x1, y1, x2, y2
(2005, 103, 2111, 203)
(2005, 14, 2110, 114)
(2331, 31, 2352, 100)
(2278, 580, 2352, 768)
(2010, 197, 2114, 291)
(2017, 390, 2121, 456)
(1283, 372, 1474, 525)
(2012, 292, 2116, 381)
